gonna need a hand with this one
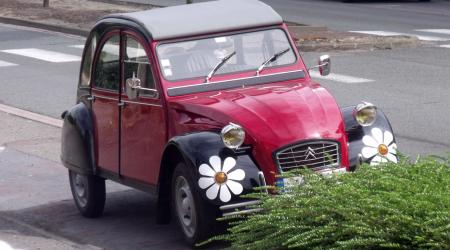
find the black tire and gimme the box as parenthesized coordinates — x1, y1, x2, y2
(69, 170, 106, 218)
(171, 162, 217, 245)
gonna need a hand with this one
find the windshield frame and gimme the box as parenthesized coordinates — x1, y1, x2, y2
(155, 26, 298, 83)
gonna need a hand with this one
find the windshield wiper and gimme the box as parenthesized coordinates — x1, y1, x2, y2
(255, 48, 290, 76)
(205, 51, 236, 83)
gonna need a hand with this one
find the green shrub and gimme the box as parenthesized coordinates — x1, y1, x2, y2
(207, 156, 450, 249)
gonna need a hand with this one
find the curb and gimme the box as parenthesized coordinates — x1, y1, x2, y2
(89, 0, 162, 8)
(0, 17, 89, 37)
(88, 0, 183, 8)
(298, 38, 420, 52)
(287, 25, 328, 34)
(0, 103, 62, 128)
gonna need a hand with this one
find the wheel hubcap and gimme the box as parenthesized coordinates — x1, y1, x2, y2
(175, 176, 197, 238)
(72, 172, 88, 207)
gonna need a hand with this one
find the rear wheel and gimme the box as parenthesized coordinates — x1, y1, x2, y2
(172, 163, 217, 245)
(69, 170, 106, 218)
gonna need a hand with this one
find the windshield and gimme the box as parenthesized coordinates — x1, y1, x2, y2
(156, 29, 296, 81)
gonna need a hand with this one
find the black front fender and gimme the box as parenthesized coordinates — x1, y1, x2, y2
(166, 132, 264, 206)
(60, 102, 96, 175)
(341, 106, 396, 169)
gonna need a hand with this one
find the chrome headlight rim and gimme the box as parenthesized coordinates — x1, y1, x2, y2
(221, 123, 245, 149)
(354, 101, 377, 127)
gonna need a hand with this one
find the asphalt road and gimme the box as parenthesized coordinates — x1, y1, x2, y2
(265, 0, 450, 33)
(143, 0, 450, 39)
(0, 23, 448, 157)
(0, 24, 83, 118)
(0, 4, 449, 248)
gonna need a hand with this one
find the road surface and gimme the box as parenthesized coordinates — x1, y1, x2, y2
(0, 23, 448, 157)
(0, 1, 449, 247)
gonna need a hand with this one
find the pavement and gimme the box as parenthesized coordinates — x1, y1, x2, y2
(0, 24, 83, 118)
(0, 0, 421, 52)
(0, 22, 448, 154)
(0, 111, 193, 249)
(0, 0, 145, 35)
(95, 0, 450, 49)
(263, 0, 450, 33)
(128, 0, 450, 35)
(0, 1, 449, 249)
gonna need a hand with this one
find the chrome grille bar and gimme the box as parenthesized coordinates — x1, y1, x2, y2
(281, 158, 339, 170)
(275, 141, 340, 171)
(279, 154, 339, 166)
(278, 149, 339, 160)
(277, 144, 337, 155)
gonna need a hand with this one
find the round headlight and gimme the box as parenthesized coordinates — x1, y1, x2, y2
(221, 123, 245, 149)
(354, 102, 377, 126)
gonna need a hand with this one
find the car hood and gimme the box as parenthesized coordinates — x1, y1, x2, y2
(168, 81, 348, 183)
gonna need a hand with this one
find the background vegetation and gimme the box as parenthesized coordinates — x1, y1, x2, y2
(207, 156, 450, 249)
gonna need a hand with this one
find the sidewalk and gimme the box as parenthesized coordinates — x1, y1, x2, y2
(0, 110, 87, 249)
(0, 110, 188, 250)
(97, 0, 209, 6)
(0, 0, 419, 51)
(0, 0, 149, 35)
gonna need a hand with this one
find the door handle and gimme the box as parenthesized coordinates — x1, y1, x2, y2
(87, 96, 95, 102)
(118, 101, 126, 108)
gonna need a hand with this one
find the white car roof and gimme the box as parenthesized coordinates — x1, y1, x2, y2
(106, 0, 283, 40)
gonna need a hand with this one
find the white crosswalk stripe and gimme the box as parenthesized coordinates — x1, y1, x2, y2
(69, 45, 85, 49)
(350, 31, 403, 36)
(0, 60, 17, 67)
(440, 45, 450, 48)
(309, 71, 374, 84)
(1, 48, 80, 62)
(415, 29, 450, 35)
(405, 34, 449, 42)
(350, 30, 450, 42)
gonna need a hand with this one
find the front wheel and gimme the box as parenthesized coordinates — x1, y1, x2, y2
(172, 163, 217, 245)
(69, 170, 106, 218)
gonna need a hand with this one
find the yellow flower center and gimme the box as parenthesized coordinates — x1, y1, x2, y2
(378, 144, 389, 156)
(214, 172, 227, 184)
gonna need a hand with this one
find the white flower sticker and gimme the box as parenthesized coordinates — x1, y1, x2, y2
(362, 127, 398, 166)
(198, 156, 245, 202)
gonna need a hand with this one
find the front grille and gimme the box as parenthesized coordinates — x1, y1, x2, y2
(275, 141, 340, 171)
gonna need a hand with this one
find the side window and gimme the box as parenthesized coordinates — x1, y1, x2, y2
(79, 34, 98, 87)
(94, 35, 120, 91)
(124, 36, 156, 96)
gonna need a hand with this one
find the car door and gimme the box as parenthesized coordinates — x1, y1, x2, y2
(120, 32, 166, 185)
(91, 32, 121, 174)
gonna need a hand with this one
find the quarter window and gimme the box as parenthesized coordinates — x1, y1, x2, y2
(79, 34, 97, 87)
(94, 35, 120, 91)
(124, 36, 156, 96)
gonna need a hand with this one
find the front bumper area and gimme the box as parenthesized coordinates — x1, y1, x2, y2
(220, 200, 263, 217)
(219, 167, 347, 217)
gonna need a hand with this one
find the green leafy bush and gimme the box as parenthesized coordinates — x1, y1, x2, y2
(207, 156, 450, 249)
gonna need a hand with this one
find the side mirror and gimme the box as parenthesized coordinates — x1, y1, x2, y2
(318, 55, 330, 76)
(308, 54, 331, 76)
(126, 77, 140, 100)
